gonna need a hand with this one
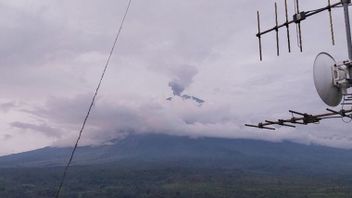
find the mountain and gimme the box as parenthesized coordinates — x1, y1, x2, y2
(3, 134, 352, 197)
(1, 134, 352, 175)
(166, 95, 205, 105)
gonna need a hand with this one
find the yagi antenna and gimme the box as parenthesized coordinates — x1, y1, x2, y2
(245, 109, 352, 131)
(256, 0, 343, 61)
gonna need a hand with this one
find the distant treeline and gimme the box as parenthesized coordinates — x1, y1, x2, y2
(1, 165, 352, 198)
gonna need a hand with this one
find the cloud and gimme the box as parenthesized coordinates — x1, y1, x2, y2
(166, 64, 198, 96)
(3, 134, 12, 140)
(10, 121, 62, 138)
(0, 102, 16, 113)
(21, 94, 241, 146)
(19, 93, 352, 150)
(0, 0, 352, 155)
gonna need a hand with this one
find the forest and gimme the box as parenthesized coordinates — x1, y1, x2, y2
(1, 165, 352, 198)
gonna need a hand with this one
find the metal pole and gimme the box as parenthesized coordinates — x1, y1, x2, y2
(342, 0, 352, 60)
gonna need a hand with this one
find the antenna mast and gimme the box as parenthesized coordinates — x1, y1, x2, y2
(342, 0, 352, 61)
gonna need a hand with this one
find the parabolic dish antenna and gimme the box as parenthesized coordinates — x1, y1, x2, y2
(313, 52, 342, 107)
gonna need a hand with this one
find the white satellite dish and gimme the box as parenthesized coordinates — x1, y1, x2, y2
(313, 52, 342, 107)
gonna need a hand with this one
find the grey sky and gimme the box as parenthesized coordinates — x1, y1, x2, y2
(0, 0, 351, 156)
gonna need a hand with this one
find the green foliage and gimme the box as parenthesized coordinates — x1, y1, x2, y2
(1, 166, 352, 198)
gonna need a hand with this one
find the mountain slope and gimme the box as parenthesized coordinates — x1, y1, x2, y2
(1, 134, 352, 174)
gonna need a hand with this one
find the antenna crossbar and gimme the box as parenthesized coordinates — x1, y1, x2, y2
(257, 2, 341, 37)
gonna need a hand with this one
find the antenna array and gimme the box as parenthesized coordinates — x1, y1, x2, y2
(256, 0, 342, 60)
(247, 0, 352, 130)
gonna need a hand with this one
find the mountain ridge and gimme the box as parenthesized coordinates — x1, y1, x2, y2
(1, 134, 352, 175)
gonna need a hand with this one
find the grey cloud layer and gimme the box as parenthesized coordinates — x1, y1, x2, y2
(0, 0, 351, 155)
(10, 122, 62, 138)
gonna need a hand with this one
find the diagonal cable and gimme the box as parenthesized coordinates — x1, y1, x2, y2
(55, 0, 132, 197)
